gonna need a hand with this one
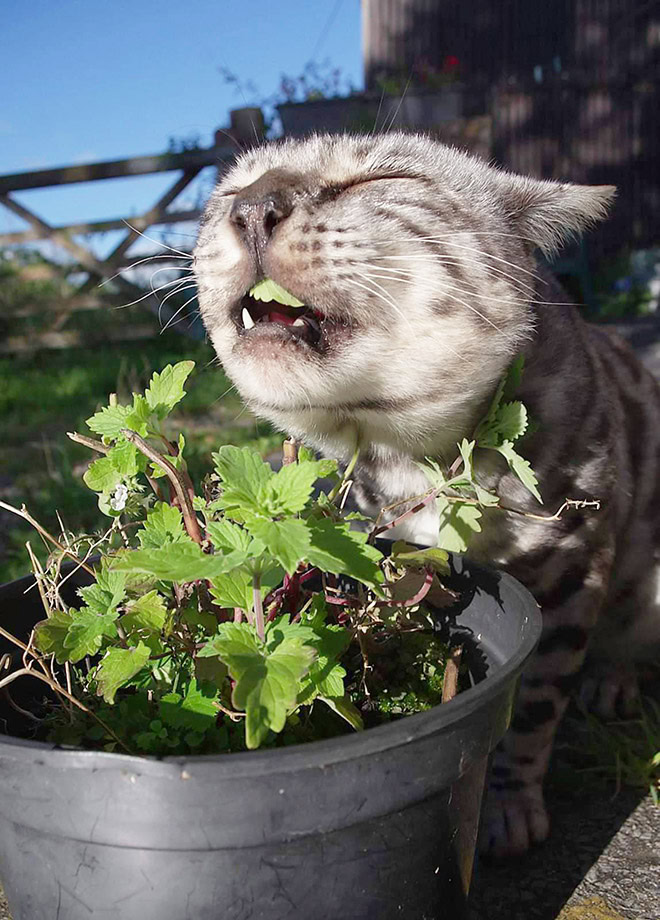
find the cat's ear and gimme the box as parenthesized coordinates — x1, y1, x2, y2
(496, 172, 616, 255)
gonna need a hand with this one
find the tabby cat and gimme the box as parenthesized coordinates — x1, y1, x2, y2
(193, 133, 660, 857)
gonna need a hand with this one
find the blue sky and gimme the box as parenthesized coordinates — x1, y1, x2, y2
(0, 0, 362, 247)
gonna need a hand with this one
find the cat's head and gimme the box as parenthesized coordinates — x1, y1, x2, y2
(194, 133, 613, 454)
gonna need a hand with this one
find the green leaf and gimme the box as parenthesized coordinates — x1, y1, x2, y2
(208, 568, 253, 611)
(198, 620, 261, 659)
(86, 404, 133, 440)
(415, 457, 446, 490)
(299, 593, 328, 629)
(145, 361, 195, 416)
(244, 517, 311, 575)
(96, 641, 152, 703)
(315, 663, 346, 698)
(239, 637, 316, 749)
(63, 608, 119, 661)
(87, 396, 152, 442)
(123, 394, 151, 435)
(473, 483, 501, 507)
(34, 610, 75, 663)
(138, 502, 192, 550)
(258, 460, 326, 515)
(249, 278, 304, 308)
(502, 354, 525, 401)
(297, 445, 315, 463)
(122, 590, 168, 634)
(108, 437, 142, 477)
(209, 565, 283, 612)
(435, 496, 482, 553)
(206, 520, 252, 554)
(477, 401, 528, 448)
(159, 679, 219, 732)
(83, 456, 122, 493)
(497, 402, 528, 442)
(295, 448, 338, 478)
(149, 449, 184, 480)
(78, 567, 127, 615)
(112, 544, 248, 581)
(194, 655, 229, 686)
(199, 621, 316, 749)
(494, 441, 543, 503)
(390, 541, 450, 574)
(474, 355, 527, 448)
(320, 695, 364, 731)
(212, 446, 274, 514)
(298, 661, 346, 705)
(264, 616, 318, 649)
(457, 439, 475, 478)
(306, 518, 384, 589)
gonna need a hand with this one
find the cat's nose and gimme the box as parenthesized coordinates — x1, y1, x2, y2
(229, 168, 297, 255)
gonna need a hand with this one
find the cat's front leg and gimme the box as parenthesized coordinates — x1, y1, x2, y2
(480, 543, 613, 858)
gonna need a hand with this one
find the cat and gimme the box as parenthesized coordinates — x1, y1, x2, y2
(193, 132, 660, 857)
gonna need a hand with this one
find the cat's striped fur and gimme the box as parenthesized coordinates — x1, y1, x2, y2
(194, 133, 660, 856)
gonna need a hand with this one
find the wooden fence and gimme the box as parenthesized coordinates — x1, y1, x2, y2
(0, 108, 265, 351)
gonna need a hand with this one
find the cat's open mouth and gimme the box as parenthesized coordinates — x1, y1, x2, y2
(232, 279, 353, 352)
(234, 293, 324, 347)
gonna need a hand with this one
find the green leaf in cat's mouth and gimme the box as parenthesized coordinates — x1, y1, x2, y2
(248, 279, 305, 308)
(238, 279, 324, 348)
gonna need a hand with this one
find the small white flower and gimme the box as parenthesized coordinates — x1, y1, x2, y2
(110, 483, 129, 511)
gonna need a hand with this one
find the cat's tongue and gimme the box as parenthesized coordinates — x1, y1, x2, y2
(268, 309, 296, 325)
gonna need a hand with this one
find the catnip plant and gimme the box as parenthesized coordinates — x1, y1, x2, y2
(0, 358, 556, 756)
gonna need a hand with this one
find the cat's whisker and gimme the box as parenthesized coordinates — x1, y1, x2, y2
(342, 276, 470, 367)
(356, 267, 514, 337)
(157, 284, 198, 315)
(160, 292, 199, 333)
(113, 276, 192, 310)
(375, 238, 546, 286)
(373, 253, 537, 298)
(166, 306, 202, 333)
(382, 72, 413, 134)
(99, 254, 192, 288)
(440, 291, 515, 338)
(349, 269, 415, 332)
(362, 263, 556, 308)
(213, 379, 239, 402)
(120, 222, 193, 257)
(148, 267, 194, 290)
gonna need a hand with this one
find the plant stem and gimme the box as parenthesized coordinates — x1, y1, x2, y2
(386, 568, 435, 607)
(0, 501, 96, 576)
(282, 438, 298, 465)
(328, 444, 360, 503)
(442, 645, 463, 703)
(0, 625, 132, 752)
(25, 541, 54, 618)
(66, 431, 109, 454)
(252, 573, 265, 642)
(121, 429, 203, 544)
(369, 489, 440, 542)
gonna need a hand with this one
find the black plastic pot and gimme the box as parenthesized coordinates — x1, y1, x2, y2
(0, 555, 541, 920)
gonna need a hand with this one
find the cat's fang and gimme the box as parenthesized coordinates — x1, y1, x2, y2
(241, 307, 255, 330)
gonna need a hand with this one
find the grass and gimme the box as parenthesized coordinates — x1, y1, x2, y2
(551, 694, 660, 804)
(0, 333, 280, 583)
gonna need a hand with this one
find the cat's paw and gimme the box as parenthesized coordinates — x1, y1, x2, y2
(579, 666, 639, 719)
(480, 783, 549, 859)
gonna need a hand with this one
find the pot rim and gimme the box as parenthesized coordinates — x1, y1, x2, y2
(0, 562, 541, 778)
